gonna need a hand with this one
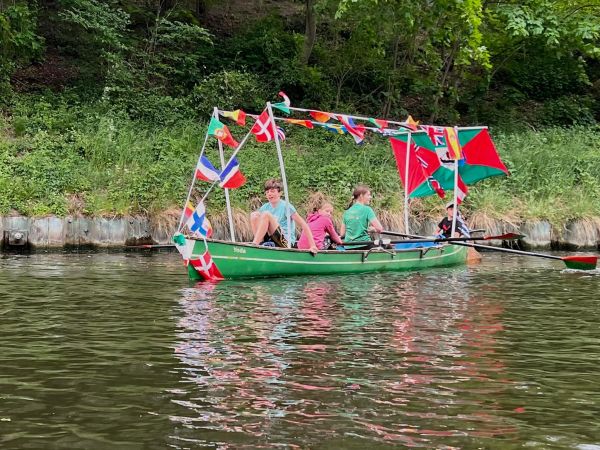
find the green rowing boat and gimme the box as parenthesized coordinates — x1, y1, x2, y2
(185, 238, 468, 281)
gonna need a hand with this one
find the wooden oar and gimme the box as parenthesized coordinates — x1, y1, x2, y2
(127, 244, 175, 249)
(340, 233, 522, 248)
(386, 231, 598, 271)
(382, 230, 524, 242)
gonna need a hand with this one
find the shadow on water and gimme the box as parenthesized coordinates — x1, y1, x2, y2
(1, 252, 599, 449)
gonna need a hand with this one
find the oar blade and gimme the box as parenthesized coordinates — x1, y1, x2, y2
(561, 255, 598, 271)
(483, 233, 525, 241)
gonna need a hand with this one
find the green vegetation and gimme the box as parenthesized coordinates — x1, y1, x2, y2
(1, 0, 600, 223)
(2, 96, 600, 225)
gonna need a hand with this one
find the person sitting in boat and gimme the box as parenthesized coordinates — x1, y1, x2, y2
(251, 178, 318, 253)
(297, 201, 344, 250)
(436, 202, 470, 238)
(340, 184, 384, 249)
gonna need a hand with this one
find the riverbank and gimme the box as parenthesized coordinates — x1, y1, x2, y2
(2, 212, 599, 251)
(2, 98, 600, 247)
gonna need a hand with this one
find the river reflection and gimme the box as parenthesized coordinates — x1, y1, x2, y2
(170, 270, 521, 448)
(1, 252, 599, 449)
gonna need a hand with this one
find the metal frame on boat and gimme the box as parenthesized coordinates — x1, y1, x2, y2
(173, 97, 510, 281)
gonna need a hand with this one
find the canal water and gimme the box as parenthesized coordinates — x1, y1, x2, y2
(1, 251, 599, 449)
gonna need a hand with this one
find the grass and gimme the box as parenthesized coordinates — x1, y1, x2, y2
(1, 95, 600, 228)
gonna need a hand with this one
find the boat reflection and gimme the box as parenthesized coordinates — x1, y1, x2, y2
(169, 273, 517, 447)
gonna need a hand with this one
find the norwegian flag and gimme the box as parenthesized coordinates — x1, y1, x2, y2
(251, 109, 276, 142)
(337, 114, 365, 144)
(189, 251, 224, 281)
(195, 155, 221, 182)
(456, 176, 469, 204)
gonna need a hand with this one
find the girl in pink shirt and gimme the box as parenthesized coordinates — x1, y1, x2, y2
(297, 203, 344, 250)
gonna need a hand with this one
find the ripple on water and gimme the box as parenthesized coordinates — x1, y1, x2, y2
(1, 252, 599, 448)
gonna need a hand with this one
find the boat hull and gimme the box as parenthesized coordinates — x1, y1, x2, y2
(186, 239, 468, 280)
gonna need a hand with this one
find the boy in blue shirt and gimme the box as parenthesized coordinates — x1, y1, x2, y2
(251, 179, 318, 254)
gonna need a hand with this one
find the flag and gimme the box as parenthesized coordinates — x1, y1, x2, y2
(219, 157, 246, 189)
(456, 176, 468, 204)
(182, 201, 195, 223)
(427, 176, 445, 199)
(368, 118, 389, 129)
(189, 251, 224, 281)
(276, 126, 285, 141)
(337, 114, 365, 144)
(174, 234, 196, 262)
(207, 117, 238, 148)
(220, 109, 246, 126)
(310, 111, 331, 123)
(444, 127, 462, 160)
(186, 201, 211, 238)
(251, 109, 276, 142)
(284, 118, 314, 129)
(406, 115, 419, 131)
(195, 155, 221, 182)
(315, 123, 345, 134)
(272, 91, 291, 114)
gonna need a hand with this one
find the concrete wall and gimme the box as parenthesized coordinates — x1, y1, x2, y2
(1, 215, 599, 250)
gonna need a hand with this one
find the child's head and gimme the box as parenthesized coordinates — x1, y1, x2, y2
(264, 178, 282, 192)
(318, 202, 334, 217)
(264, 179, 282, 202)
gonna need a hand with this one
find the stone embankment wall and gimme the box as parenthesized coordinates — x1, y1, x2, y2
(1, 215, 599, 251)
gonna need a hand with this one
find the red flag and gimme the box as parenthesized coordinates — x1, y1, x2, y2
(189, 251, 224, 281)
(461, 129, 508, 174)
(390, 137, 429, 197)
(251, 109, 276, 142)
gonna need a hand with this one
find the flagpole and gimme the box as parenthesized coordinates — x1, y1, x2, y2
(267, 102, 292, 248)
(177, 128, 211, 232)
(403, 132, 412, 234)
(213, 107, 236, 242)
(451, 126, 460, 237)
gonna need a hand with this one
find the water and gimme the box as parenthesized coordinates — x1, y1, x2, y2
(1, 251, 599, 449)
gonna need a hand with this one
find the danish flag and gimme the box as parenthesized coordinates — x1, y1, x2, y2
(189, 251, 223, 281)
(251, 109, 276, 142)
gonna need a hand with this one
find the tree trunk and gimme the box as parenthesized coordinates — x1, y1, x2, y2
(300, 0, 317, 65)
(195, 0, 207, 18)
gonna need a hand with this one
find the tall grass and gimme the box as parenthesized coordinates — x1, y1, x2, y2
(2, 96, 600, 224)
